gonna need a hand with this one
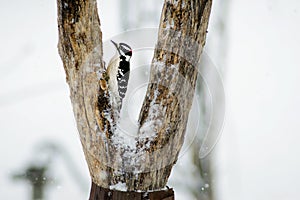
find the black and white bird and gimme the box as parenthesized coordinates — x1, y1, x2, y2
(106, 40, 132, 109)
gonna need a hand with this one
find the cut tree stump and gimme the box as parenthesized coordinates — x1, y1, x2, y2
(57, 0, 213, 198)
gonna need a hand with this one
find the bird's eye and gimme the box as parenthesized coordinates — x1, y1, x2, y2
(119, 43, 132, 56)
(125, 51, 132, 57)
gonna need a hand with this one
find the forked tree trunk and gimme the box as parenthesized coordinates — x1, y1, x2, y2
(57, 0, 212, 199)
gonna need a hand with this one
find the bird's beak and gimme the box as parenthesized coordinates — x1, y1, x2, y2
(111, 40, 121, 55)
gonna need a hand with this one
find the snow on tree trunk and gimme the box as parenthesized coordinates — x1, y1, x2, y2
(57, 0, 212, 194)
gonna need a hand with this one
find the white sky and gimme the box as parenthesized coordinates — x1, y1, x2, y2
(0, 0, 300, 200)
(216, 0, 300, 200)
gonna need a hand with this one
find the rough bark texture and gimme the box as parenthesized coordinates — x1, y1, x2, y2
(57, 0, 212, 195)
(136, 0, 213, 189)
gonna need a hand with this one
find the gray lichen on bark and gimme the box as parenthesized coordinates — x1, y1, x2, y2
(57, 0, 212, 192)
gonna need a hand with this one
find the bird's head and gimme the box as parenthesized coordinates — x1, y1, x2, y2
(111, 40, 132, 61)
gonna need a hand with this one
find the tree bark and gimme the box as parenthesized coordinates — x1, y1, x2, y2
(57, 0, 212, 197)
(89, 182, 174, 200)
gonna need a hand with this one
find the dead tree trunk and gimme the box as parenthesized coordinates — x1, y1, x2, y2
(57, 0, 212, 199)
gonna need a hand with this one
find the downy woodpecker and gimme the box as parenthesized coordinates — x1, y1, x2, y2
(106, 40, 132, 109)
